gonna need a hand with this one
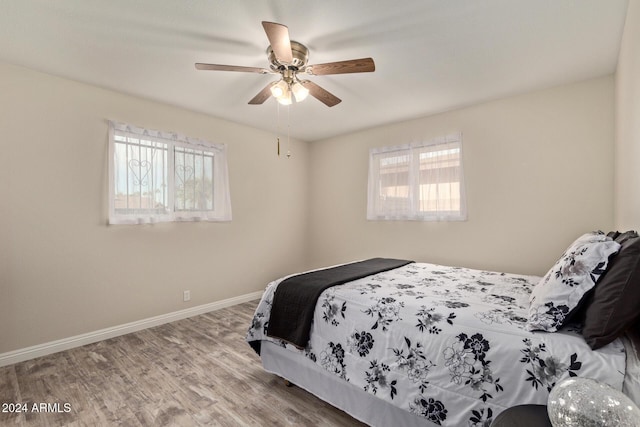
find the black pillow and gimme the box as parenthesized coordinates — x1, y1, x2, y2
(616, 230, 638, 244)
(581, 231, 640, 349)
(607, 230, 621, 240)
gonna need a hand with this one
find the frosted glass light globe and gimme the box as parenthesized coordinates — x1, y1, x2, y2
(547, 377, 640, 426)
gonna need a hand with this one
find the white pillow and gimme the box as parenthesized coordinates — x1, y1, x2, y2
(527, 232, 620, 332)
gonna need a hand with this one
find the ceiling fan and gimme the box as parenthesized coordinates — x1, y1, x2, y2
(195, 21, 375, 107)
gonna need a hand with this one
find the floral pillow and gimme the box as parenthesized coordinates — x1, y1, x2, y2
(527, 232, 620, 332)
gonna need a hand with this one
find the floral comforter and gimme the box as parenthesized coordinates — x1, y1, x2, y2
(246, 262, 626, 426)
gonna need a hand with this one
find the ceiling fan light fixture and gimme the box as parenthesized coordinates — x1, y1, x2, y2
(196, 22, 373, 108)
(292, 80, 309, 102)
(270, 80, 288, 98)
(276, 89, 292, 105)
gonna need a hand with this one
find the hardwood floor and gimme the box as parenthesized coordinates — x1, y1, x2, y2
(0, 301, 365, 426)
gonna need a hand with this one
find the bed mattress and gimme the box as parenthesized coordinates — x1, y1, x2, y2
(247, 262, 627, 426)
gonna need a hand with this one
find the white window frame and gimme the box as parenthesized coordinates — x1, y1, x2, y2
(108, 121, 232, 224)
(367, 133, 466, 221)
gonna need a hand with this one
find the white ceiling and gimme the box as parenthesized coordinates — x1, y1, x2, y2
(0, 0, 629, 141)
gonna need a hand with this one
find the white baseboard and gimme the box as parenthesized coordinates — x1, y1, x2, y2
(0, 291, 263, 368)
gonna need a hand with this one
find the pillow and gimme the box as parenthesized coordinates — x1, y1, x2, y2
(615, 230, 638, 244)
(571, 230, 610, 245)
(527, 232, 620, 332)
(607, 231, 621, 240)
(580, 231, 640, 349)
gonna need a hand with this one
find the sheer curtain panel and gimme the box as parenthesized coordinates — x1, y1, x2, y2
(367, 133, 466, 221)
(108, 121, 232, 224)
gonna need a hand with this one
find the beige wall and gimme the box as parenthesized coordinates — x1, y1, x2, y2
(0, 63, 310, 353)
(308, 77, 615, 276)
(615, 0, 640, 230)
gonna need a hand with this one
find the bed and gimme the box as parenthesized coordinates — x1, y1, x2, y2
(246, 232, 640, 426)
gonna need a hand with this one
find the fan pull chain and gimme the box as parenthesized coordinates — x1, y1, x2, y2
(287, 104, 291, 159)
(276, 102, 281, 156)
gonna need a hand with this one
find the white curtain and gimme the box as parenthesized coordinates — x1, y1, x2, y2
(108, 121, 232, 224)
(367, 133, 466, 221)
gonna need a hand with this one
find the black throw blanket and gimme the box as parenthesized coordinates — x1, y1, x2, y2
(265, 258, 413, 349)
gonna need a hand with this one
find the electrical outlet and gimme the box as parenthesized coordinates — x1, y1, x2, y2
(183, 290, 191, 302)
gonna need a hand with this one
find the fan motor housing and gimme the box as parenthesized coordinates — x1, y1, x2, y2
(267, 41, 309, 70)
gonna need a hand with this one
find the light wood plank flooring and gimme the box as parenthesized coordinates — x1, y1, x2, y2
(0, 301, 365, 426)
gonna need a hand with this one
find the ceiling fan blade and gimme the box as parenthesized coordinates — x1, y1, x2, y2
(195, 63, 272, 74)
(248, 83, 274, 105)
(262, 21, 293, 64)
(305, 58, 375, 75)
(301, 81, 342, 107)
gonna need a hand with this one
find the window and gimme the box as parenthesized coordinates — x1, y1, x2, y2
(108, 121, 232, 224)
(367, 133, 466, 221)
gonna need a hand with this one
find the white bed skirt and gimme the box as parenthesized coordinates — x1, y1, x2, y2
(261, 341, 438, 427)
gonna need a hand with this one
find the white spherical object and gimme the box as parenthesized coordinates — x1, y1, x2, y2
(547, 377, 640, 426)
